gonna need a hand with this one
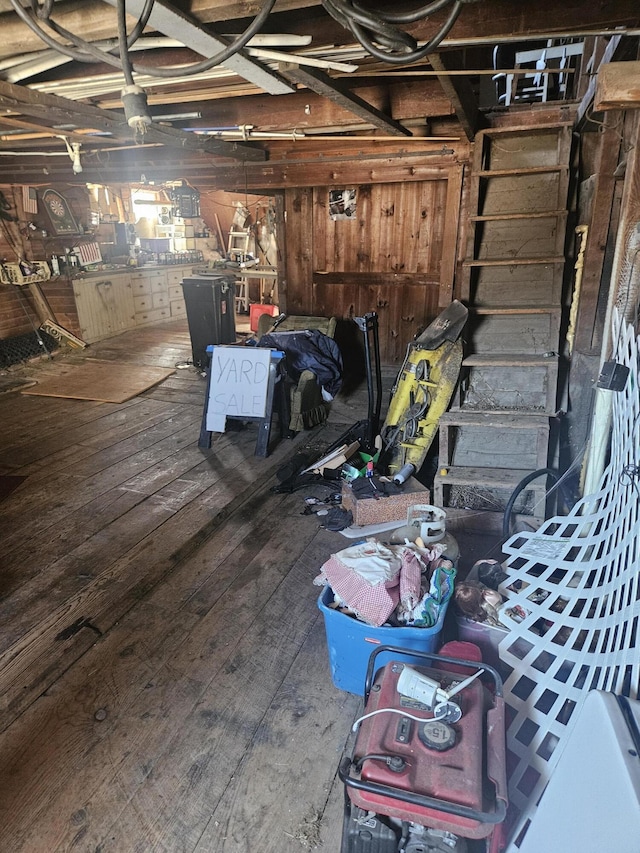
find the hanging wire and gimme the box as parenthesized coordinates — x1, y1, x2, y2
(11, 0, 278, 79)
(321, 0, 468, 64)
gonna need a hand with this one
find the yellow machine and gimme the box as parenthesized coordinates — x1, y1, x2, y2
(382, 301, 468, 477)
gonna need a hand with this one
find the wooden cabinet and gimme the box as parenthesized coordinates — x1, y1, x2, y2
(166, 267, 190, 318)
(129, 266, 191, 326)
(72, 274, 135, 343)
(73, 266, 193, 342)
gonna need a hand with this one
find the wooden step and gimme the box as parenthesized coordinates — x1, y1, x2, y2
(463, 257, 565, 267)
(438, 413, 550, 472)
(439, 411, 549, 428)
(434, 465, 549, 521)
(469, 306, 559, 315)
(476, 165, 568, 177)
(462, 353, 557, 367)
(435, 465, 548, 490)
(470, 210, 567, 222)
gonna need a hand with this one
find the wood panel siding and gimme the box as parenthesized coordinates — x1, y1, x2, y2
(313, 274, 440, 365)
(283, 188, 315, 315)
(283, 173, 458, 362)
(313, 181, 447, 276)
(212, 153, 459, 193)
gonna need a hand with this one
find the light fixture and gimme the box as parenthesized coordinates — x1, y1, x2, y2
(60, 136, 82, 174)
(121, 84, 152, 133)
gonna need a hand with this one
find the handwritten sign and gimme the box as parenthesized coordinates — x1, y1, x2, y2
(206, 346, 272, 432)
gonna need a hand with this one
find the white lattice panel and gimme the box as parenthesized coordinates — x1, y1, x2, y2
(498, 310, 640, 848)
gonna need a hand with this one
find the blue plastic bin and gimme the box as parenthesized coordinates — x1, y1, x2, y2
(317, 585, 448, 695)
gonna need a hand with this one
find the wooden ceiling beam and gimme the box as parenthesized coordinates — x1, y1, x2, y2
(101, 0, 294, 96)
(0, 78, 267, 162)
(0, 114, 104, 144)
(98, 81, 454, 133)
(278, 62, 411, 137)
(1, 0, 639, 61)
(427, 52, 481, 141)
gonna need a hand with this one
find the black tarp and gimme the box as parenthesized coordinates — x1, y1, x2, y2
(258, 329, 343, 398)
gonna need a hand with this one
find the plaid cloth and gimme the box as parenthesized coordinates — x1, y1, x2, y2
(314, 544, 423, 627)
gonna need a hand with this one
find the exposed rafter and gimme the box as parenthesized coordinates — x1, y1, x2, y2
(0, 78, 267, 161)
(279, 62, 411, 137)
(101, 0, 295, 96)
(2, 0, 639, 61)
(0, 114, 101, 144)
(427, 52, 480, 141)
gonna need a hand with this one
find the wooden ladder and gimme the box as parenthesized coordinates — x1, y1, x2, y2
(228, 228, 252, 313)
(434, 124, 572, 522)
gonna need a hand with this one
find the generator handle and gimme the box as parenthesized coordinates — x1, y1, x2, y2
(339, 756, 508, 826)
(363, 644, 503, 704)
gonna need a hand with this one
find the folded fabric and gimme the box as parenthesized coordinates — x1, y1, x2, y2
(395, 558, 456, 628)
(314, 541, 421, 626)
(334, 540, 401, 584)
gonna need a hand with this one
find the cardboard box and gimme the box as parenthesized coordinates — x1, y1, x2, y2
(341, 476, 430, 526)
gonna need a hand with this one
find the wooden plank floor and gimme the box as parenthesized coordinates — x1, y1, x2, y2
(0, 320, 364, 853)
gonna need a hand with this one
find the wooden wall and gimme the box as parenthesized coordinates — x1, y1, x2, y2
(281, 171, 462, 363)
(210, 145, 468, 362)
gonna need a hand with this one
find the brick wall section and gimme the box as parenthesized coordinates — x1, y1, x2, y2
(41, 278, 81, 337)
(0, 287, 34, 338)
(1, 183, 86, 340)
(0, 277, 81, 340)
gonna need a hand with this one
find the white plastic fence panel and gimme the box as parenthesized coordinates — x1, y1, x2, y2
(499, 310, 640, 848)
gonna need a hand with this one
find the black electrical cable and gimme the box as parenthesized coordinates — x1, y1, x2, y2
(502, 468, 561, 541)
(117, 0, 135, 88)
(43, 0, 155, 57)
(350, 0, 463, 64)
(323, 0, 416, 52)
(354, 753, 406, 773)
(10, 0, 104, 64)
(321, 0, 464, 64)
(11, 0, 277, 81)
(367, 0, 454, 26)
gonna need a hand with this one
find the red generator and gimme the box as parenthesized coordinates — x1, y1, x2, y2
(339, 642, 508, 853)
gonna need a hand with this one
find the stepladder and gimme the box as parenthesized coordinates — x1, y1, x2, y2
(227, 228, 252, 313)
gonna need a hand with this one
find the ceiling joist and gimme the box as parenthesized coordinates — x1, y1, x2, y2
(0, 78, 267, 162)
(101, 0, 295, 96)
(427, 52, 480, 141)
(279, 62, 411, 137)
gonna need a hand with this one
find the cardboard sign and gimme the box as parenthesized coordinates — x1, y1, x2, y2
(206, 346, 272, 432)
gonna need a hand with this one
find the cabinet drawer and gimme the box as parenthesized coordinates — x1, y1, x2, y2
(170, 299, 187, 318)
(131, 278, 152, 296)
(150, 276, 168, 295)
(168, 284, 183, 301)
(166, 268, 189, 287)
(133, 294, 153, 312)
(135, 306, 171, 325)
(152, 292, 169, 309)
(131, 268, 167, 283)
